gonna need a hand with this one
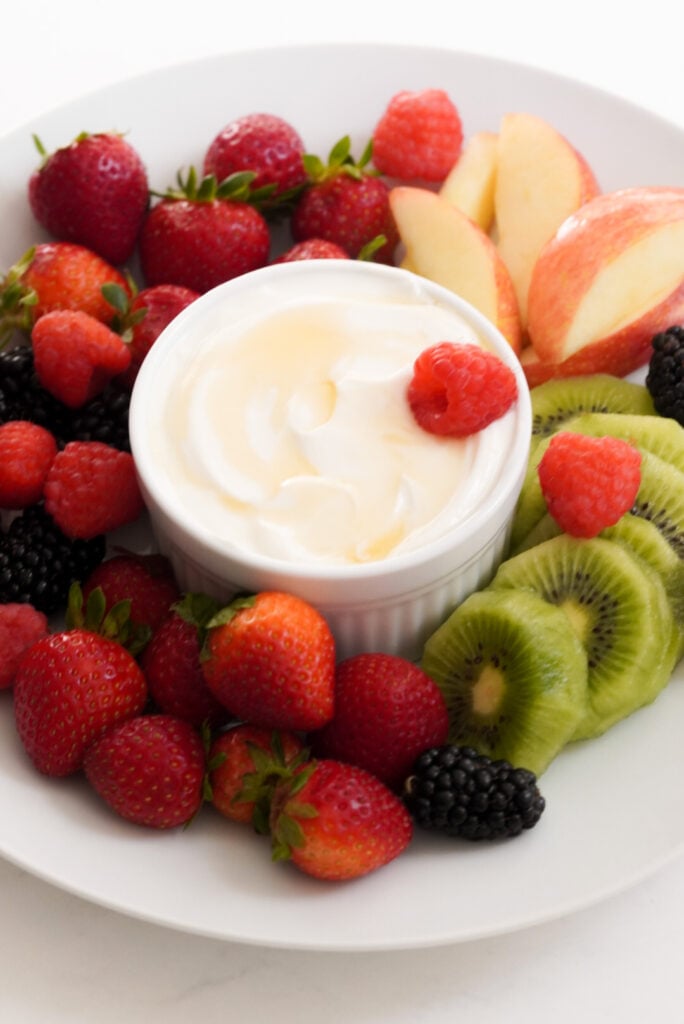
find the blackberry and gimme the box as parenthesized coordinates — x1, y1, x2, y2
(66, 385, 131, 451)
(0, 505, 106, 615)
(403, 745, 545, 841)
(646, 325, 684, 426)
(0, 345, 71, 439)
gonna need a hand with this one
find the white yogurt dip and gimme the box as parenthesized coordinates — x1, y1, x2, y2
(144, 264, 520, 568)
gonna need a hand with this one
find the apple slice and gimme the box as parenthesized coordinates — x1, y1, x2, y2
(439, 130, 498, 231)
(390, 185, 522, 353)
(527, 186, 684, 377)
(495, 112, 600, 322)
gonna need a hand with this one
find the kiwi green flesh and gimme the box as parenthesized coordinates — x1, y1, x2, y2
(530, 375, 655, 449)
(560, 413, 684, 475)
(603, 515, 684, 650)
(490, 534, 677, 741)
(512, 508, 684, 643)
(509, 416, 684, 553)
(421, 587, 588, 776)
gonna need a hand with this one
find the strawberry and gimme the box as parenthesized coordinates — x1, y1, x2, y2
(31, 309, 131, 408)
(407, 342, 518, 437)
(28, 131, 149, 266)
(138, 168, 270, 293)
(311, 653, 450, 790)
(141, 593, 230, 728)
(0, 602, 49, 689)
(372, 89, 463, 182)
(0, 420, 57, 508)
(44, 440, 145, 539)
(114, 283, 199, 389)
(201, 591, 335, 732)
(273, 238, 350, 262)
(203, 113, 307, 207)
(13, 624, 148, 775)
(290, 136, 398, 263)
(0, 242, 130, 345)
(208, 724, 307, 828)
(83, 714, 205, 828)
(82, 553, 180, 636)
(270, 759, 413, 881)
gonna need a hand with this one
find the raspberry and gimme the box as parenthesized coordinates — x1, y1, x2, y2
(646, 325, 684, 425)
(31, 309, 131, 408)
(372, 89, 463, 182)
(44, 441, 145, 539)
(0, 602, 49, 689)
(538, 432, 642, 538)
(0, 420, 58, 508)
(407, 342, 518, 437)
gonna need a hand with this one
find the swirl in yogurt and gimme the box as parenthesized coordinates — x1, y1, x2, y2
(158, 293, 517, 566)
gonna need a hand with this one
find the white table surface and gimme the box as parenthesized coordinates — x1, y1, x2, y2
(2, 2, 684, 1020)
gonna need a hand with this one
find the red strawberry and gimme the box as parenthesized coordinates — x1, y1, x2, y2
(141, 593, 230, 728)
(372, 89, 463, 182)
(0, 242, 130, 345)
(0, 603, 49, 689)
(31, 309, 131, 408)
(28, 131, 149, 265)
(13, 627, 148, 775)
(208, 724, 307, 828)
(0, 420, 57, 508)
(407, 341, 518, 437)
(139, 169, 270, 293)
(115, 283, 199, 389)
(44, 440, 145, 539)
(311, 653, 449, 790)
(203, 113, 307, 205)
(270, 759, 413, 881)
(538, 432, 643, 538)
(273, 238, 350, 263)
(290, 136, 398, 263)
(83, 714, 205, 828)
(201, 591, 335, 732)
(82, 553, 180, 636)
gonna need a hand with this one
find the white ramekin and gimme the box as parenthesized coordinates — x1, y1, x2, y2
(129, 260, 531, 660)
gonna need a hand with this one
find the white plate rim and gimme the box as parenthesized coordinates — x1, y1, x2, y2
(1, 42, 683, 952)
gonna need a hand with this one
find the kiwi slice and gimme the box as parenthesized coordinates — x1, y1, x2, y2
(630, 450, 684, 561)
(421, 587, 588, 776)
(604, 515, 684, 656)
(490, 534, 678, 741)
(509, 416, 684, 551)
(529, 375, 655, 450)
(561, 413, 684, 475)
(509, 445, 553, 551)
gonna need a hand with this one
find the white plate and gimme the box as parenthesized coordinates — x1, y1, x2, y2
(1, 43, 684, 952)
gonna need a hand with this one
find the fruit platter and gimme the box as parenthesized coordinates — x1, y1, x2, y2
(1, 43, 684, 952)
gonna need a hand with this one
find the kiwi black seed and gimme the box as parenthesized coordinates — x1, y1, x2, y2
(513, 511, 684, 640)
(631, 450, 684, 560)
(490, 534, 678, 741)
(603, 515, 684, 656)
(529, 374, 655, 449)
(420, 587, 588, 776)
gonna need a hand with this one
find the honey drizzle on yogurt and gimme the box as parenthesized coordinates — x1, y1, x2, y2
(160, 297, 515, 566)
